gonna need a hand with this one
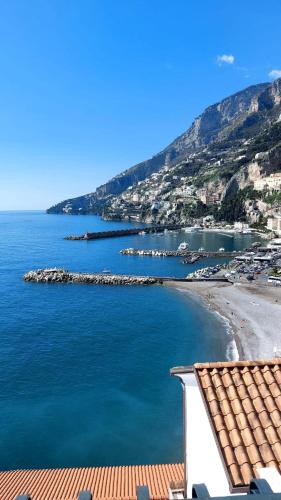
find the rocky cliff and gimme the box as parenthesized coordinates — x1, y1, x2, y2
(47, 79, 281, 218)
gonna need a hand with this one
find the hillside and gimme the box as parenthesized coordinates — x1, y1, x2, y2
(47, 79, 281, 224)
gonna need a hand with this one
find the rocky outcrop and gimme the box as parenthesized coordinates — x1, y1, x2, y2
(47, 80, 277, 215)
(23, 269, 157, 285)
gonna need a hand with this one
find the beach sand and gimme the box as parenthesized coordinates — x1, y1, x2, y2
(165, 281, 281, 360)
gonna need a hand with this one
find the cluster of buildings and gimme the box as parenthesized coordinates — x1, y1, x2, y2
(104, 137, 281, 231)
(103, 146, 234, 224)
(105, 162, 200, 223)
(254, 173, 281, 192)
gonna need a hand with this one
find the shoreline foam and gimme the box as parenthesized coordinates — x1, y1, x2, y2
(166, 281, 281, 360)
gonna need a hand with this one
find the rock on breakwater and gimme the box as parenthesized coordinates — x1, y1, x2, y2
(120, 248, 243, 258)
(23, 269, 158, 286)
(120, 248, 191, 257)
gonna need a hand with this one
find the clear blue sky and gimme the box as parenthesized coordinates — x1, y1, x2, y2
(0, 0, 281, 209)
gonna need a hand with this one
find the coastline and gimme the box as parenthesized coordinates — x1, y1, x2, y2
(165, 280, 281, 360)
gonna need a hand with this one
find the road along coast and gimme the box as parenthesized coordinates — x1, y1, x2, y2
(165, 280, 281, 360)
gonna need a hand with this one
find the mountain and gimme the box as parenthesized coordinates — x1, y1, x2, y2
(47, 79, 281, 223)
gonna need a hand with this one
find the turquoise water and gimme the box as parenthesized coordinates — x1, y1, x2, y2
(0, 212, 261, 471)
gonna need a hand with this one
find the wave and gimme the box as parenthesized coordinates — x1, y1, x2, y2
(214, 310, 239, 361)
(175, 286, 239, 362)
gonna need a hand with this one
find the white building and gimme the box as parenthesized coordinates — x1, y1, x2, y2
(234, 222, 249, 231)
(267, 214, 281, 235)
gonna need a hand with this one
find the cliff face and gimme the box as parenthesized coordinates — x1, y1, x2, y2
(170, 83, 269, 152)
(47, 80, 281, 216)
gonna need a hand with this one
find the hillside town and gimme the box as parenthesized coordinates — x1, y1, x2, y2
(102, 139, 281, 236)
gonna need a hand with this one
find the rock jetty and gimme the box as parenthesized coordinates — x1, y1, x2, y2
(65, 224, 184, 241)
(120, 248, 242, 258)
(120, 248, 190, 257)
(23, 269, 158, 286)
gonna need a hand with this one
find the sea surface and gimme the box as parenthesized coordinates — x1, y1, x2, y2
(0, 211, 262, 471)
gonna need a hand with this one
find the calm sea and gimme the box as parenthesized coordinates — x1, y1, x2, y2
(0, 211, 261, 471)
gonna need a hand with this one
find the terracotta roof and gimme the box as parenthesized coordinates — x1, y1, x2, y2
(194, 359, 281, 490)
(0, 463, 183, 500)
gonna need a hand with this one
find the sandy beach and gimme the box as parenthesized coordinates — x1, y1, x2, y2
(166, 280, 281, 360)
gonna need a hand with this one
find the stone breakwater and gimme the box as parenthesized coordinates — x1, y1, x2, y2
(120, 248, 241, 258)
(23, 269, 158, 286)
(120, 248, 191, 257)
(65, 224, 184, 240)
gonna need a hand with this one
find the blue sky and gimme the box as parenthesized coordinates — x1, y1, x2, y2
(0, 0, 281, 209)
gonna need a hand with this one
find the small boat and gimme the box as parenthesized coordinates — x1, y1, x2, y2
(101, 269, 112, 274)
(138, 231, 146, 235)
(198, 247, 205, 252)
(218, 247, 225, 252)
(178, 242, 189, 251)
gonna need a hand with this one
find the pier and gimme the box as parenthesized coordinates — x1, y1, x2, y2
(65, 224, 185, 240)
(23, 268, 230, 285)
(120, 248, 243, 258)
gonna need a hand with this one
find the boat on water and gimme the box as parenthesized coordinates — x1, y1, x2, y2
(101, 269, 112, 274)
(178, 242, 189, 251)
(184, 224, 202, 233)
(198, 247, 205, 252)
(138, 231, 146, 235)
(218, 247, 225, 252)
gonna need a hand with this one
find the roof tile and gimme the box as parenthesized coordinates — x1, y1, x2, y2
(246, 444, 262, 465)
(229, 464, 243, 486)
(259, 442, 276, 464)
(213, 414, 225, 432)
(253, 426, 267, 446)
(264, 425, 280, 445)
(234, 446, 249, 466)
(271, 409, 281, 428)
(273, 367, 281, 385)
(240, 428, 255, 447)
(240, 463, 253, 484)
(0, 463, 184, 500)
(229, 428, 242, 448)
(274, 395, 281, 411)
(223, 446, 236, 466)
(194, 359, 281, 489)
(272, 442, 281, 462)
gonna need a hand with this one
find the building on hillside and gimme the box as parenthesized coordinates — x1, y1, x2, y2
(267, 214, 281, 235)
(234, 222, 250, 231)
(171, 359, 281, 499)
(198, 188, 221, 205)
(254, 173, 281, 192)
